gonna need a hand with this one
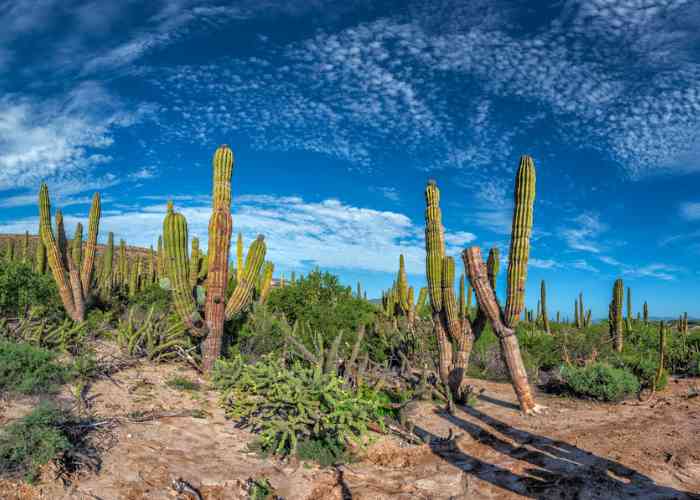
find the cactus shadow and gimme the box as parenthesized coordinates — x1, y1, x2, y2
(421, 404, 699, 499)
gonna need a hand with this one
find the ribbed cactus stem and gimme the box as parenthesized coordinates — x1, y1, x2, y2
(118, 240, 127, 287)
(613, 279, 624, 352)
(4, 239, 14, 262)
(189, 237, 201, 289)
(236, 232, 243, 283)
(504, 156, 536, 327)
(416, 287, 428, 311)
(424, 180, 444, 313)
(459, 274, 466, 319)
(35, 237, 46, 274)
(21, 231, 29, 263)
(201, 145, 235, 372)
(80, 193, 100, 293)
(540, 280, 550, 334)
(128, 256, 139, 297)
(397, 254, 409, 314)
(626, 287, 632, 331)
(258, 261, 274, 304)
(163, 201, 204, 333)
(643, 301, 649, 325)
(100, 232, 114, 296)
(156, 235, 164, 279)
(225, 235, 266, 320)
(487, 247, 500, 293)
(579, 292, 584, 327)
(72, 223, 83, 270)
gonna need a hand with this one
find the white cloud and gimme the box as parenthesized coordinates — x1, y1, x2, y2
(530, 258, 559, 269)
(623, 263, 682, 281)
(571, 260, 599, 273)
(0, 194, 433, 276)
(0, 82, 153, 192)
(561, 213, 607, 253)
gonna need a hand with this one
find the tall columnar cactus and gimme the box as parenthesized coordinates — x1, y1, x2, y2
(117, 240, 127, 288)
(462, 155, 542, 415)
(407, 286, 415, 325)
(258, 261, 274, 304)
(4, 239, 14, 262)
(612, 279, 624, 352)
(574, 299, 581, 328)
(655, 321, 667, 389)
(503, 156, 536, 326)
(459, 274, 466, 319)
(236, 232, 244, 283)
(643, 301, 649, 325)
(189, 237, 201, 289)
(225, 235, 266, 319)
(578, 293, 585, 328)
(416, 287, 428, 312)
(34, 237, 46, 274)
(425, 180, 444, 314)
(397, 254, 409, 314)
(38, 184, 101, 322)
(156, 235, 165, 279)
(128, 256, 139, 297)
(540, 280, 550, 334)
(100, 232, 114, 297)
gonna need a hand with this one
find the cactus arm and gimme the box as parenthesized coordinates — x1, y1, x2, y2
(503, 156, 536, 327)
(34, 236, 46, 274)
(189, 237, 201, 289)
(613, 279, 624, 351)
(236, 232, 243, 283)
(258, 261, 274, 304)
(225, 235, 266, 320)
(80, 192, 100, 295)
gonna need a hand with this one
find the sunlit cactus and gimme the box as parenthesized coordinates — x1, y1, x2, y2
(34, 236, 46, 274)
(643, 301, 649, 325)
(189, 237, 201, 289)
(225, 235, 266, 320)
(487, 247, 500, 293)
(424, 180, 444, 313)
(99, 232, 114, 298)
(258, 261, 274, 304)
(626, 287, 632, 331)
(38, 183, 101, 322)
(4, 239, 14, 262)
(397, 254, 409, 314)
(612, 279, 624, 352)
(540, 280, 550, 334)
(236, 232, 243, 283)
(21, 231, 29, 263)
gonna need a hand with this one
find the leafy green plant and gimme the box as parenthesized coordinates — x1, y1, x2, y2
(213, 354, 384, 461)
(0, 262, 62, 317)
(131, 283, 172, 313)
(0, 403, 72, 482)
(165, 376, 200, 392)
(0, 341, 69, 395)
(560, 362, 639, 401)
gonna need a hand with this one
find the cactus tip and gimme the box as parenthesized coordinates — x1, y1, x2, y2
(166, 200, 174, 213)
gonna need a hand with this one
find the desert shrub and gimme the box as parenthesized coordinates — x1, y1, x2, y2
(213, 354, 385, 461)
(0, 262, 62, 317)
(0, 341, 69, 395)
(114, 306, 194, 362)
(131, 283, 172, 313)
(560, 362, 639, 401)
(232, 304, 289, 359)
(165, 376, 200, 392)
(266, 270, 376, 344)
(0, 403, 73, 482)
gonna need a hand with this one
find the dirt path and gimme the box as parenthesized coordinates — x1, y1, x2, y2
(2, 360, 699, 499)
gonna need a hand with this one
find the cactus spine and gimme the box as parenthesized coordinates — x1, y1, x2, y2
(38, 184, 100, 322)
(540, 280, 550, 334)
(612, 279, 624, 352)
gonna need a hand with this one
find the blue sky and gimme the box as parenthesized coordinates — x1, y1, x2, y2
(1, 0, 699, 318)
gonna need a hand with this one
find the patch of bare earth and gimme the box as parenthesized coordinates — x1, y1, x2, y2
(2, 355, 700, 499)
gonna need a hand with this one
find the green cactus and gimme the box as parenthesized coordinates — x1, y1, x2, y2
(397, 254, 409, 314)
(38, 184, 101, 322)
(503, 156, 536, 326)
(34, 237, 46, 274)
(99, 232, 114, 298)
(612, 279, 624, 352)
(459, 274, 466, 319)
(487, 247, 500, 293)
(258, 261, 274, 304)
(424, 180, 444, 313)
(118, 240, 127, 288)
(21, 231, 29, 263)
(4, 239, 14, 262)
(189, 237, 201, 289)
(128, 256, 139, 297)
(626, 287, 632, 331)
(226, 235, 266, 319)
(643, 301, 649, 325)
(574, 299, 580, 328)
(156, 235, 165, 279)
(236, 232, 243, 283)
(540, 280, 550, 334)
(416, 287, 428, 312)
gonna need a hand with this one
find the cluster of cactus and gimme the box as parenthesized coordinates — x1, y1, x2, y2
(459, 156, 543, 414)
(573, 292, 592, 328)
(96, 235, 161, 300)
(609, 279, 624, 352)
(115, 306, 193, 362)
(162, 145, 267, 372)
(381, 255, 424, 325)
(256, 261, 275, 304)
(38, 186, 101, 322)
(0, 311, 88, 353)
(1, 233, 48, 274)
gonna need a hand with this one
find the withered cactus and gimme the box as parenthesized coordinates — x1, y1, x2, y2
(38, 184, 101, 322)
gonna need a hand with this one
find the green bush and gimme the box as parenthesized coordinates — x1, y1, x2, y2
(131, 283, 172, 313)
(0, 341, 69, 395)
(213, 354, 385, 461)
(165, 376, 200, 392)
(560, 362, 640, 401)
(0, 403, 73, 482)
(0, 262, 62, 317)
(232, 304, 289, 359)
(265, 270, 376, 344)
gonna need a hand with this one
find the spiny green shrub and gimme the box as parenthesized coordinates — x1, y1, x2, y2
(115, 306, 194, 362)
(165, 375, 200, 392)
(232, 304, 289, 359)
(560, 362, 639, 401)
(0, 262, 62, 317)
(213, 354, 385, 461)
(0, 341, 69, 395)
(0, 403, 72, 482)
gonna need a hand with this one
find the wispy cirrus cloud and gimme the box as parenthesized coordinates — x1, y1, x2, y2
(561, 213, 607, 253)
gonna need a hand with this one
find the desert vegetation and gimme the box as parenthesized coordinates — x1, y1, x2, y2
(1, 146, 698, 499)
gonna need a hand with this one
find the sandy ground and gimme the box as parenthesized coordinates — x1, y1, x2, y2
(2, 354, 700, 500)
